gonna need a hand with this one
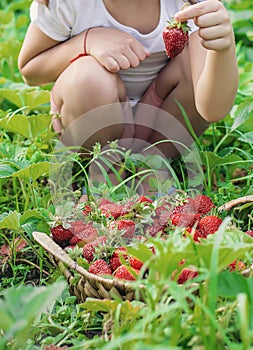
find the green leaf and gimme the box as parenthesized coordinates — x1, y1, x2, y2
(127, 244, 153, 263)
(0, 281, 67, 348)
(0, 160, 63, 181)
(0, 88, 50, 111)
(20, 209, 50, 236)
(201, 151, 242, 171)
(231, 100, 253, 132)
(0, 112, 51, 138)
(0, 211, 20, 230)
(149, 227, 253, 279)
(0, 9, 14, 25)
(217, 271, 253, 300)
(238, 131, 253, 143)
(81, 298, 143, 317)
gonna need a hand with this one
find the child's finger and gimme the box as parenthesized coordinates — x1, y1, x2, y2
(174, 0, 219, 22)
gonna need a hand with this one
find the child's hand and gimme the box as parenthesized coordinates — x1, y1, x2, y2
(174, 0, 234, 52)
(86, 27, 150, 73)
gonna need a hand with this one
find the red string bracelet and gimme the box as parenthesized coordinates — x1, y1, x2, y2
(70, 28, 91, 63)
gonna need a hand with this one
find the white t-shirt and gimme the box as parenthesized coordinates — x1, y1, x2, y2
(30, 0, 198, 104)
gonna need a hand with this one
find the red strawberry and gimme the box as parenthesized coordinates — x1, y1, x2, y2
(109, 247, 127, 271)
(245, 230, 253, 238)
(51, 225, 74, 247)
(109, 219, 136, 239)
(113, 265, 139, 281)
(171, 202, 195, 215)
(162, 19, 190, 58)
(68, 236, 82, 246)
(144, 218, 164, 237)
(155, 203, 172, 216)
(137, 195, 153, 204)
(198, 216, 222, 236)
(177, 268, 198, 284)
(83, 242, 95, 262)
(44, 345, 68, 350)
(228, 259, 246, 272)
(83, 236, 108, 262)
(129, 256, 144, 270)
(158, 210, 171, 227)
(99, 198, 114, 206)
(100, 203, 124, 219)
(82, 204, 92, 216)
(190, 195, 215, 214)
(187, 227, 206, 243)
(88, 259, 112, 276)
(69, 221, 98, 246)
(171, 213, 201, 228)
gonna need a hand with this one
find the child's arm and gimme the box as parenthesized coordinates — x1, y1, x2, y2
(18, 23, 85, 85)
(175, 0, 238, 122)
(18, 25, 150, 86)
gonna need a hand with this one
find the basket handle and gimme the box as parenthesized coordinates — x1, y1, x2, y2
(33, 231, 90, 277)
(218, 195, 253, 212)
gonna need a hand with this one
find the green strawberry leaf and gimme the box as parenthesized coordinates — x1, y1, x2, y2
(0, 211, 20, 230)
(147, 224, 253, 280)
(0, 159, 63, 181)
(0, 112, 51, 139)
(0, 281, 67, 349)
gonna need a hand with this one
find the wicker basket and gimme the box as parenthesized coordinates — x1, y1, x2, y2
(33, 231, 145, 302)
(33, 195, 253, 303)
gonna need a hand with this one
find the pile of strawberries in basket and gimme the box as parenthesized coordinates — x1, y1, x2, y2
(50, 193, 253, 284)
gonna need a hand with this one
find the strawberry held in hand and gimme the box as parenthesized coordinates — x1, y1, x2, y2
(162, 18, 190, 58)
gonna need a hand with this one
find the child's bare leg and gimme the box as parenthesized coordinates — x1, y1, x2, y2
(52, 56, 128, 150)
(134, 45, 209, 158)
(149, 46, 209, 157)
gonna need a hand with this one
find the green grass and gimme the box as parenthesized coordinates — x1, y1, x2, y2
(0, 0, 253, 349)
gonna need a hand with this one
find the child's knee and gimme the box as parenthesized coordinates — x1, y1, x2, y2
(67, 57, 123, 102)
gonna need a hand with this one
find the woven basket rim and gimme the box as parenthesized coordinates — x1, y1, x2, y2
(33, 231, 139, 295)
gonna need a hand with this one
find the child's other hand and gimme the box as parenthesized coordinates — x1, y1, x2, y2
(174, 0, 234, 52)
(86, 27, 150, 73)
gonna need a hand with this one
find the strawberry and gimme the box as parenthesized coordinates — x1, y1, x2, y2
(170, 212, 201, 228)
(82, 204, 92, 216)
(83, 235, 108, 262)
(129, 256, 144, 270)
(100, 203, 124, 219)
(69, 221, 98, 246)
(162, 19, 190, 58)
(155, 203, 172, 217)
(177, 268, 198, 284)
(109, 219, 136, 239)
(113, 265, 139, 281)
(228, 259, 246, 272)
(88, 259, 112, 276)
(68, 236, 82, 246)
(51, 225, 74, 247)
(99, 198, 114, 206)
(44, 345, 68, 350)
(144, 218, 164, 237)
(171, 202, 195, 215)
(187, 227, 206, 242)
(245, 230, 253, 238)
(137, 195, 153, 204)
(158, 210, 171, 227)
(83, 242, 95, 262)
(190, 195, 215, 214)
(109, 247, 127, 271)
(198, 216, 222, 236)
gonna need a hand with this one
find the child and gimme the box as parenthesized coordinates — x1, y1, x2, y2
(18, 0, 238, 157)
